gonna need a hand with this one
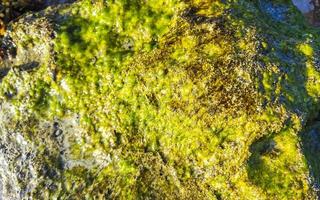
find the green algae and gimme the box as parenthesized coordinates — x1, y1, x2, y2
(248, 125, 310, 199)
(1, 0, 320, 199)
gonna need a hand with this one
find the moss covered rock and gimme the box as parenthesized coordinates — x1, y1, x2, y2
(0, 0, 320, 199)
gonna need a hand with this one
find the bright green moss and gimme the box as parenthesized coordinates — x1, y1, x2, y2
(298, 43, 314, 57)
(1, 0, 320, 199)
(248, 126, 310, 199)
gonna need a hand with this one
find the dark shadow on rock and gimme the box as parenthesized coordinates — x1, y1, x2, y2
(301, 120, 320, 198)
(0, 36, 17, 61)
(18, 61, 40, 72)
(247, 135, 283, 193)
(0, 67, 9, 80)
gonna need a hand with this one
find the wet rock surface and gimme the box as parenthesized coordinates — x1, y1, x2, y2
(0, 0, 319, 199)
(0, 0, 76, 37)
(259, 1, 288, 21)
(301, 121, 320, 198)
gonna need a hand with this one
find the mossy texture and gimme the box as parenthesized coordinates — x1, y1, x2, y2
(0, 0, 320, 199)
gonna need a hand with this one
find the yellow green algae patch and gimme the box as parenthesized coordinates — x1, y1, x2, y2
(298, 43, 314, 57)
(1, 0, 320, 199)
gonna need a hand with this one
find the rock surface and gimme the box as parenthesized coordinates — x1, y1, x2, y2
(292, 0, 320, 25)
(292, 0, 314, 13)
(0, 0, 320, 199)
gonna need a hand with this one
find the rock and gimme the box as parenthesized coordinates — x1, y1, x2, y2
(0, 0, 319, 199)
(292, 0, 320, 25)
(292, 0, 314, 13)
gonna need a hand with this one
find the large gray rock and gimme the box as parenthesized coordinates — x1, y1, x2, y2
(292, 0, 314, 13)
(292, 0, 320, 25)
